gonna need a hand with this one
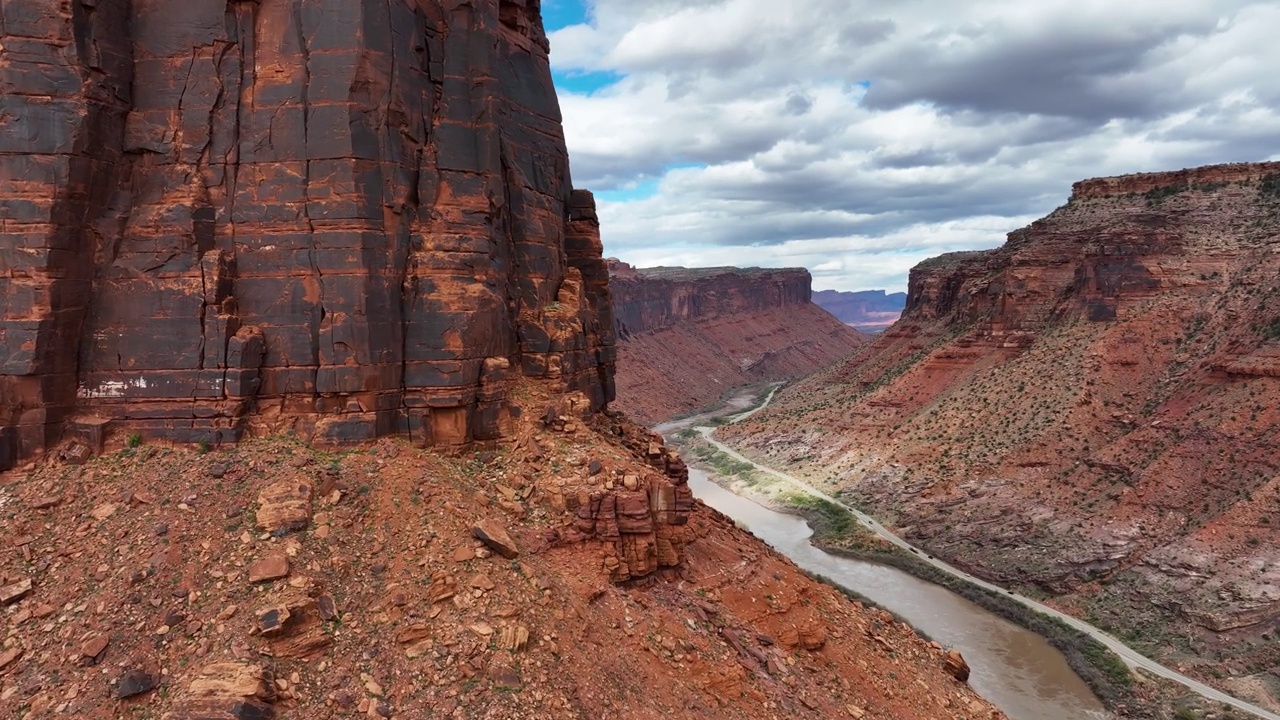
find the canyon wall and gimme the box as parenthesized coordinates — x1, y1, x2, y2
(1072, 161, 1280, 199)
(812, 289, 907, 332)
(608, 261, 865, 424)
(610, 262, 813, 338)
(724, 162, 1280, 685)
(0, 0, 615, 468)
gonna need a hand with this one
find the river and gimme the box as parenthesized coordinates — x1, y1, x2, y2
(658, 387, 1109, 720)
(685, 467, 1109, 720)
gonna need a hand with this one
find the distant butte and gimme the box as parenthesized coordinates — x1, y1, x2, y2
(812, 289, 907, 332)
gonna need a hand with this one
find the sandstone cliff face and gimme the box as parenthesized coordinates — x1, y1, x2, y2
(0, 0, 615, 468)
(607, 261, 865, 424)
(610, 262, 814, 339)
(725, 163, 1280, 681)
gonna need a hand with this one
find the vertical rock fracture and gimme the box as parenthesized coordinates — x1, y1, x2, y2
(0, 0, 617, 467)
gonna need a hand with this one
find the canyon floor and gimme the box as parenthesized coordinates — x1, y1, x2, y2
(720, 165, 1280, 713)
(0, 382, 1002, 720)
(677, 385, 1280, 720)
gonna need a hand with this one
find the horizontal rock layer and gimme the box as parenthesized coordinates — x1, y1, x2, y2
(1072, 161, 1280, 199)
(607, 261, 864, 424)
(0, 0, 615, 466)
(608, 261, 815, 338)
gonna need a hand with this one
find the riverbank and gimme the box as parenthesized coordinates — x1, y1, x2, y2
(672, 427, 1141, 714)
(663, 385, 1280, 720)
(687, 469, 1109, 719)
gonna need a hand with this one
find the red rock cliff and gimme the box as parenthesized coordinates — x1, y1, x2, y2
(1072, 161, 1280, 199)
(607, 261, 865, 423)
(0, 0, 615, 467)
(900, 162, 1280, 335)
(609, 261, 814, 338)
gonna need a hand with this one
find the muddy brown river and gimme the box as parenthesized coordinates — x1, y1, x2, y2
(685, 466, 1109, 720)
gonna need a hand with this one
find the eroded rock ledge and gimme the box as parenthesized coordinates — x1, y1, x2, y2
(0, 0, 615, 467)
(1072, 161, 1280, 199)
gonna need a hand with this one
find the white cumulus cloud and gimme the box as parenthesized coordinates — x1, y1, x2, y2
(550, 0, 1280, 291)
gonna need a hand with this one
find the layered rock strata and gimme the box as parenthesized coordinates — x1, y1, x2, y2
(0, 0, 615, 467)
(608, 261, 865, 423)
(535, 389, 696, 581)
(610, 262, 814, 339)
(725, 162, 1280, 674)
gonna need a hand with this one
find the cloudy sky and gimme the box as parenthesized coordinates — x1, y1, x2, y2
(540, 0, 1280, 292)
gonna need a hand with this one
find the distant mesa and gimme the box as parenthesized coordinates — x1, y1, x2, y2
(812, 289, 907, 333)
(606, 259, 866, 424)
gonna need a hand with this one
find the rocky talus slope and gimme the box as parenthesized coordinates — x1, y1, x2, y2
(609, 262, 865, 424)
(724, 162, 1280, 701)
(0, 380, 1002, 720)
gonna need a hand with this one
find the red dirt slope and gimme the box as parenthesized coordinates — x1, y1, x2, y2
(0, 381, 999, 720)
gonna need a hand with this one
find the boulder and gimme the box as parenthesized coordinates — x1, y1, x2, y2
(116, 668, 159, 699)
(255, 483, 312, 532)
(472, 520, 520, 559)
(944, 650, 971, 682)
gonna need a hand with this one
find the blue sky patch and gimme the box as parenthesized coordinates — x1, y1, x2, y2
(541, 0, 589, 31)
(553, 69, 623, 95)
(543, 1, 623, 95)
(595, 178, 660, 203)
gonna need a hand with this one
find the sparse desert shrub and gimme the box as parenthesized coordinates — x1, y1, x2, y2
(1144, 184, 1187, 206)
(1260, 173, 1280, 199)
(1264, 317, 1280, 341)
